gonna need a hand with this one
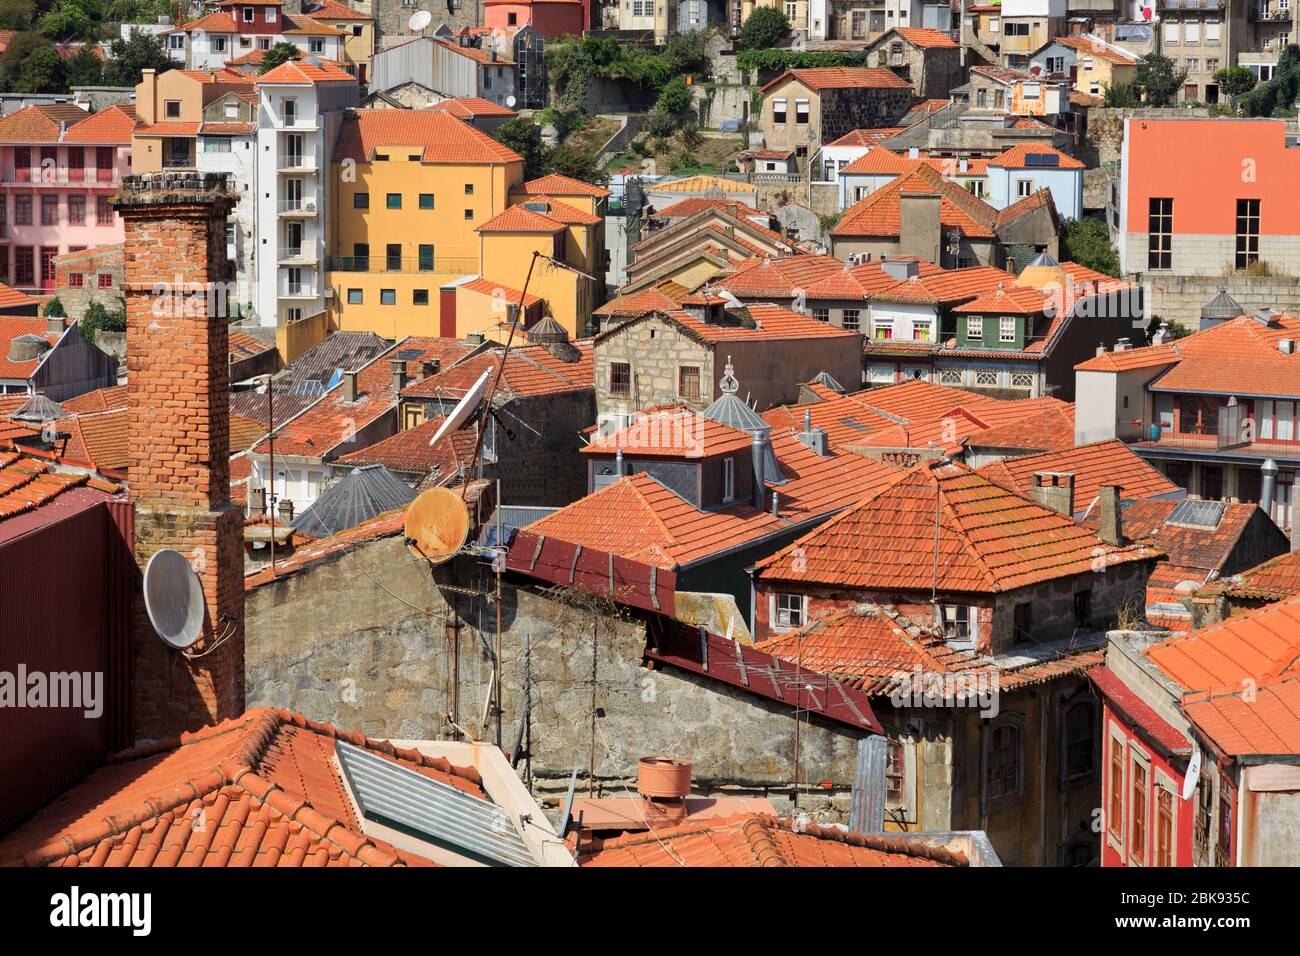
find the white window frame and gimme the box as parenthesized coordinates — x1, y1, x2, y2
(999, 316, 1016, 343)
(771, 592, 806, 631)
(966, 315, 983, 339)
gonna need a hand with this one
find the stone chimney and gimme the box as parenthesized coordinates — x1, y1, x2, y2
(391, 357, 408, 393)
(114, 171, 243, 743)
(1098, 484, 1123, 547)
(898, 192, 941, 265)
(47, 313, 66, 334)
(343, 369, 359, 402)
(1031, 471, 1075, 516)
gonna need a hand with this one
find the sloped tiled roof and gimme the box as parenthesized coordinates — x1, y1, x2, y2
(0, 451, 117, 528)
(603, 303, 859, 346)
(61, 384, 127, 414)
(646, 174, 756, 195)
(988, 142, 1085, 170)
(593, 287, 682, 318)
(710, 254, 845, 299)
(1182, 671, 1300, 758)
(402, 339, 592, 402)
(952, 283, 1049, 315)
(1075, 342, 1181, 372)
(335, 414, 479, 479)
(833, 165, 998, 240)
(515, 172, 611, 198)
(429, 96, 517, 119)
(965, 403, 1075, 452)
(54, 407, 130, 476)
(259, 58, 356, 83)
(1145, 593, 1300, 692)
(1054, 35, 1138, 64)
(891, 27, 959, 48)
(826, 128, 908, 148)
(761, 67, 914, 93)
(802, 257, 944, 300)
(0, 317, 60, 380)
(434, 38, 514, 65)
(334, 108, 522, 165)
(63, 104, 136, 144)
(476, 204, 568, 233)
(303, 0, 373, 19)
(576, 813, 965, 867)
(1208, 550, 1300, 603)
(1150, 314, 1300, 399)
(754, 460, 1160, 593)
(977, 439, 1180, 512)
(0, 708, 486, 867)
(0, 103, 88, 142)
(583, 405, 755, 459)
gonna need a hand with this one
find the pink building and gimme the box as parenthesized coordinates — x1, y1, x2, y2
(484, 0, 586, 38)
(0, 104, 134, 294)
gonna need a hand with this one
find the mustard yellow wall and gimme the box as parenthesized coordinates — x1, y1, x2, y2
(1075, 57, 1136, 95)
(327, 270, 460, 339)
(479, 231, 589, 337)
(132, 70, 204, 173)
(332, 156, 523, 269)
(320, 18, 375, 77)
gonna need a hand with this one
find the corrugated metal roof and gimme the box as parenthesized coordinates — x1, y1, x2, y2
(336, 740, 536, 867)
(291, 463, 416, 536)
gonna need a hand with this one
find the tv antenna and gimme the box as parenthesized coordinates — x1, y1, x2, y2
(142, 549, 205, 650)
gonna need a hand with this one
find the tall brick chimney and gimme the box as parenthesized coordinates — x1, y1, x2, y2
(114, 172, 244, 743)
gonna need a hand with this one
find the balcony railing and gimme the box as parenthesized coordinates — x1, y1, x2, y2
(0, 168, 120, 186)
(1253, 4, 1293, 18)
(162, 155, 195, 169)
(279, 281, 319, 298)
(325, 254, 479, 275)
(277, 199, 319, 215)
(276, 153, 315, 170)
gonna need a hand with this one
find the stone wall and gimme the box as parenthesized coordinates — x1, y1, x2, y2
(1140, 274, 1300, 333)
(692, 82, 753, 130)
(245, 538, 872, 817)
(54, 246, 124, 322)
(819, 86, 913, 146)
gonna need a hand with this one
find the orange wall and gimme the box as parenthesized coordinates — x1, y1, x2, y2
(1126, 119, 1300, 236)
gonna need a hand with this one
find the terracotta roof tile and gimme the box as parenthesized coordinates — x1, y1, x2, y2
(833, 165, 998, 240)
(761, 67, 914, 93)
(1209, 550, 1300, 602)
(62, 104, 136, 144)
(594, 287, 681, 318)
(430, 96, 517, 118)
(0, 451, 115, 525)
(755, 460, 1160, 593)
(1182, 671, 1300, 757)
(651, 197, 763, 219)
(826, 128, 908, 147)
(0, 103, 88, 142)
(645, 174, 755, 195)
(1054, 35, 1138, 64)
(583, 405, 754, 459)
(335, 414, 478, 478)
(892, 27, 959, 48)
(710, 254, 845, 299)
(978, 439, 1180, 514)
(334, 108, 521, 165)
(60, 384, 127, 414)
(988, 142, 1084, 170)
(1145, 593, 1300, 692)
(0, 316, 60, 379)
(966, 403, 1075, 452)
(303, 0, 373, 18)
(476, 203, 567, 233)
(259, 58, 356, 83)
(434, 38, 513, 65)
(802, 257, 944, 300)
(402, 340, 592, 401)
(0, 708, 485, 867)
(577, 812, 964, 866)
(515, 172, 611, 198)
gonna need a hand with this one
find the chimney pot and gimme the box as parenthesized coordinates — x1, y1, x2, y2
(47, 314, 66, 334)
(1031, 471, 1075, 516)
(637, 756, 691, 822)
(343, 370, 359, 402)
(390, 357, 408, 392)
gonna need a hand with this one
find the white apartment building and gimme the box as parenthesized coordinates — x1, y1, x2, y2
(254, 59, 358, 330)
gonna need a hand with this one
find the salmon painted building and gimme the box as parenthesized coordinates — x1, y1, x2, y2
(1118, 118, 1300, 279)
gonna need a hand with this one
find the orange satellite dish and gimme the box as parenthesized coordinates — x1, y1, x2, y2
(404, 487, 470, 564)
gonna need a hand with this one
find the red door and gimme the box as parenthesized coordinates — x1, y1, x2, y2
(39, 247, 57, 292)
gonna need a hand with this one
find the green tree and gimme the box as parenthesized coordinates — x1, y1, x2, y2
(1133, 53, 1188, 107)
(43, 298, 65, 317)
(654, 75, 691, 116)
(65, 45, 103, 86)
(1215, 66, 1256, 101)
(543, 143, 606, 187)
(738, 7, 790, 51)
(259, 40, 301, 74)
(36, 0, 97, 41)
(102, 29, 175, 86)
(1059, 217, 1121, 277)
(0, 0, 34, 30)
(0, 30, 50, 89)
(494, 117, 546, 180)
(14, 43, 65, 93)
(1101, 81, 1140, 108)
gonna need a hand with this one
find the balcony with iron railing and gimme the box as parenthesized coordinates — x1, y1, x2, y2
(279, 279, 320, 298)
(324, 254, 480, 275)
(278, 242, 320, 266)
(0, 167, 122, 186)
(276, 153, 318, 171)
(1252, 3, 1293, 19)
(277, 198, 319, 216)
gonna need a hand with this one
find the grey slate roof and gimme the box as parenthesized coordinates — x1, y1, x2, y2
(292, 463, 416, 537)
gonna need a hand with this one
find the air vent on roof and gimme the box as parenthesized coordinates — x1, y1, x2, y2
(1023, 153, 1060, 167)
(1254, 308, 1278, 326)
(1166, 499, 1225, 529)
(8, 333, 50, 363)
(335, 740, 536, 867)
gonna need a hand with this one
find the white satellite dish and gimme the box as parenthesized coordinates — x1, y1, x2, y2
(429, 367, 492, 447)
(143, 549, 205, 650)
(505, 94, 517, 109)
(1181, 745, 1201, 801)
(408, 9, 432, 32)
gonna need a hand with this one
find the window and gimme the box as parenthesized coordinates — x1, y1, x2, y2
(1156, 781, 1175, 866)
(169, 33, 185, 50)
(507, 11, 517, 24)
(419, 193, 434, 210)
(1164, 22, 1180, 43)
(413, 289, 429, 305)
(68, 272, 84, 288)
(386, 244, 402, 271)
(40, 195, 58, 226)
(1016, 178, 1034, 198)
(966, 315, 983, 339)
(1011, 371, 1034, 388)
(258, 37, 271, 50)
(354, 192, 369, 209)
(202, 136, 232, 153)
(1185, 21, 1200, 43)
(1063, 701, 1095, 781)
(1108, 731, 1125, 842)
(353, 243, 369, 270)
(774, 593, 805, 630)
(1206, 20, 1221, 43)
(1004, 20, 1029, 35)
(386, 193, 402, 209)
(842, 308, 860, 331)
(97, 273, 112, 289)
(939, 368, 962, 385)
(812, 307, 829, 323)
(885, 738, 906, 806)
(96, 196, 110, 225)
(67, 195, 85, 225)
(795, 99, 809, 124)
(723, 456, 735, 500)
(164, 100, 182, 119)
(872, 316, 893, 340)
(265, 6, 276, 19)
(1148, 197, 1173, 270)
(1130, 754, 1149, 865)
(212, 36, 227, 52)
(678, 365, 701, 400)
(772, 98, 788, 124)
(14, 195, 29, 226)
(347, 288, 363, 304)
(785, 0, 797, 19)
(309, 39, 324, 53)
(380, 289, 396, 305)
(1073, 590, 1092, 629)
(999, 316, 1016, 343)
(984, 717, 1022, 804)
(464, 183, 474, 195)
(225, 99, 239, 120)
(1236, 198, 1260, 269)
(283, 98, 297, 127)
(609, 361, 631, 397)
(243, 5, 254, 20)
(464, 209, 474, 220)
(942, 605, 970, 640)
(418, 244, 434, 271)
(975, 369, 998, 386)
(1013, 601, 1032, 639)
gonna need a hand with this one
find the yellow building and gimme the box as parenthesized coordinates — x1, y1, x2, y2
(1050, 36, 1139, 98)
(131, 68, 257, 172)
(327, 110, 608, 339)
(302, 0, 376, 84)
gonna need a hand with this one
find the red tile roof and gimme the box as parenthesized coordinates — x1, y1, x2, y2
(63, 104, 136, 144)
(335, 414, 478, 478)
(652, 197, 763, 219)
(965, 403, 1075, 452)
(577, 813, 965, 867)
(709, 254, 845, 299)
(0, 708, 485, 867)
(0, 103, 88, 142)
(1075, 342, 1180, 372)
(977, 439, 1179, 508)
(245, 509, 407, 588)
(1145, 594, 1300, 692)
(254, 338, 473, 459)
(802, 258, 944, 300)
(434, 38, 514, 65)
(754, 460, 1160, 593)
(518, 196, 601, 225)
(401, 340, 592, 402)
(0, 281, 39, 311)
(833, 165, 998, 240)
(429, 96, 517, 118)
(54, 407, 129, 476)
(1209, 549, 1300, 602)
(583, 405, 755, 459)
(988, 142, 1085, 170)
(840, 146, 922, 177)
(761, 67, 914, 93)
(476, 204, 568, 233)
(60, 384, 127, 414)
(515, 172, 611, 198)
(891, 27, 959, 48)
(258, 59, 356, 83)
(0, 451, 118, 526)
(0, 317, 60, 380)
(1182, 672, 1300, 757)
(826, 128, 908, 147)
(593, 287, 682, 318)
(303, 0, 373, 19)
(1054, 35, 1138, 64)
(1153, 314, 1300, 399)
(334, 108, 522, 165)
(456, 276, 543, 308)
(953, 283, 1049, 315)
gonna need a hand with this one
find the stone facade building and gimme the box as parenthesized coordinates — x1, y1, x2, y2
(864, 27, 963, 99)
(53, 245, 124, 322)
